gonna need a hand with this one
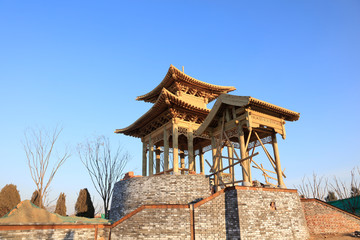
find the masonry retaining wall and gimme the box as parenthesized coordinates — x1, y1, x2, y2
(301, 198, 360, 235)
(193, 187, 310, 240)
(108, 186, 310, 240)
(0, 224, 110, 240)
(110, 174, 211, 221)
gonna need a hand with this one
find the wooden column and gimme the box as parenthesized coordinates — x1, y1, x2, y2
(155, 146, 161, 174)
(180, 150, 185, 174)
(163, 127, 169, 172)
(188, 129, 194, 171)
(142, 140, 147, 176)
(193, 150, 196, 172)
(238, 127, 251, 186)
(211, 135, 218, 186)
(272, 133, 285, 188)
(149, 135, 154, 176)
(172, 122, 179, 174)
(199, 148, 205, 174)
(227, 145, 234, 181)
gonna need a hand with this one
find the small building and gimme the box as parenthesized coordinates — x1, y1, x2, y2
(115, 64, 300, 189)
(115, 64, 235, 176)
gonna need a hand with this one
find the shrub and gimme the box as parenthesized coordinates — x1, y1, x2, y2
(54, 192, 67, 216)
(75, 188, 94, 218)
(0, 184, 21, 217)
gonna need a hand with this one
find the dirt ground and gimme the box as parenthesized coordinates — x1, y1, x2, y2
(310, 233, 358, 239)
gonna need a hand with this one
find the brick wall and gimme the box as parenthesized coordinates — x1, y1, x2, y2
(0, 183, 316, 239)
(194, 187, 310, 240)
(110, 174, 211, 221)
(301, 199, 360, 235)
(107, 186, 309, 239)
(0, 224, 110, 240)
(111, 206, 191, 240)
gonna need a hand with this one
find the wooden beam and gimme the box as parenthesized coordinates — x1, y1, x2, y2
(252, 165, 276, 174)
(223, 132, 249, 177)
(245, 128, 252, 150)
(207, 152, 259, 177)
(205, 159, 226, 187)
(254, 131, 277, 169)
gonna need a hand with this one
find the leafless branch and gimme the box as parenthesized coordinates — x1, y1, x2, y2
(78, 136, 129, 219)
(23, 126, 70, 208)
(294, 173, 328, 201)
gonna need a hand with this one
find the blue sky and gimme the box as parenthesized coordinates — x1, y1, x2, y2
(0, 1, 359, 213)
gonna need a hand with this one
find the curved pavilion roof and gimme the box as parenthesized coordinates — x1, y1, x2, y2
(196, 94, 300, 136)
(136, 65, 236, 103)
(115, 88, 210, 138)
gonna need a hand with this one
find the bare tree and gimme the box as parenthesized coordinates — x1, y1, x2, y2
(24, 127, 70, 208)
(295, 173, 328, 201)
(330, 167, 360, 215)
(78, 136, 129, 219)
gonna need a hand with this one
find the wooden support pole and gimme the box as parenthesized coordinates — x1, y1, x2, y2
(149, 135, 153, 176)
(193, 150, 196, 172)
(227, 145, 234, 180)
(155, 146, 161, 174)
(172, 122, 179, 174)
(223, 132, 249, 177)
(254, 131, 277, 170)
(254, 131, 286, 178)
(188, 129, 194, 171)
(211, 135, 218, 186)
(245, 128, 252, 150)
(207, 152, 259, 177)
(163, 127, 169, 172)
(238, 126, 251, 186)
(205, 159, 226, 188)
(199, 148, 204, 174)
(180, 150, 185, 174)
(142, 140, 147, 176)
(272, 133, 286, 188)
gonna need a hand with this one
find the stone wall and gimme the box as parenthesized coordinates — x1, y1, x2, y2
(194, 187, 310, 240)
(301, 199, 360, 235)
(110, 174, 211, 221)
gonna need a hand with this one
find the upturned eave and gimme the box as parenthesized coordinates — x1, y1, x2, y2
(136, 65, 236, 103)
(115, 88, 210, 138)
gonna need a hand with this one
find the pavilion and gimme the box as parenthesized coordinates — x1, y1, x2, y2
(115, 65, 300, 189)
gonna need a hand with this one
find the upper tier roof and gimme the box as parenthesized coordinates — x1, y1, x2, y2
(196, 94, 300, 135)
(115, 88, 210, 138)
(136, 65, 236, 103)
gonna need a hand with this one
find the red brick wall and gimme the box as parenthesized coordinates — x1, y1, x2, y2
(301, 199, 360, 235)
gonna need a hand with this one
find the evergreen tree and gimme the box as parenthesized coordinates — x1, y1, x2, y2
(0, 184, 21, 217)
(31, 190, 44, 208)
(75, 188, 94, 218)
(54, 192, 67, 216)
(325, 191, 338, 202)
